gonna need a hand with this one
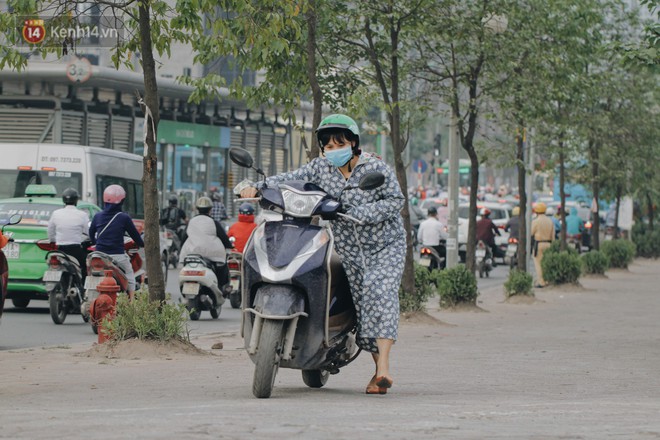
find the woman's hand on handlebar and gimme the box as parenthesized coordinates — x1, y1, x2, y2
(240, 187, 258, 199)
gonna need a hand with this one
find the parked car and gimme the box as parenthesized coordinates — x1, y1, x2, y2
(0, 184, 101, 309)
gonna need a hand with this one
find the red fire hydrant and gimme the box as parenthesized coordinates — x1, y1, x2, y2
(90, 270, 120, 344)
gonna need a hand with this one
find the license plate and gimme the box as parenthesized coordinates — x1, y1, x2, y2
(230, 278, 240, 290)
(84, 276, 103, 290)
(476, 249, 486, 257)
(182, 282, 200, 295)
(43, 270, 62, 282)
(418, 257, 431, 267)
(4, 242, 19, 259)
(506, 245, 517, 255)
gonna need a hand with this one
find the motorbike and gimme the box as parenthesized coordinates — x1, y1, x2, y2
(163, 225, 185, 269)
(226, 246, 243, 309)
(82, 238, 145, 334)
(476, 240, 493, 278)
(505, 237, 518, 269)
(178, 255, 227, 320)
(229, 147, 386, 399)
(567, 233, 582, 253)
(418, 242, 446, 271)
(0, 214, 22, 323)
(40, 241, 90, 325)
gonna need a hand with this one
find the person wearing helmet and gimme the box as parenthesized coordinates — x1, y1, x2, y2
(545, 207, 560, 238)
(180, 196, 234, 289)
(531, 202, 555, 288)
(209, 190, 229, 226)
(48, 188, 90, 282)
(89, 184, 144, 299)
(227, 203, 257, 253)
(160, 195, 187, 231)
(505, 205, 521, 242)
(237, 113, 406, 395)
(476, 207, 503, 263)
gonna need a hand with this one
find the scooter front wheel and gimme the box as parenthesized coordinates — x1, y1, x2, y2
(302, 369, 330, 388)
(253, 319, 284, 398)
(229, 291, 241, 309)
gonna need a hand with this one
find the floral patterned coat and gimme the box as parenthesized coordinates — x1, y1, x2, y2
(253, 152, 406, 352)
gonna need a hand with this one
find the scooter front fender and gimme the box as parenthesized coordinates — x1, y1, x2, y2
(246, 285, 308, 320)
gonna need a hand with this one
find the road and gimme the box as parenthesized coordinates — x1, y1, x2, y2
(0, 263, 510, 350)
(0, 267, 242, 350)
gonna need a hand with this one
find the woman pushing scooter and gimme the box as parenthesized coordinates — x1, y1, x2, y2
(238, 114, 406, 396)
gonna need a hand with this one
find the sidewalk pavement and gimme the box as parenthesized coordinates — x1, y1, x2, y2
(1, 259, 660, 439)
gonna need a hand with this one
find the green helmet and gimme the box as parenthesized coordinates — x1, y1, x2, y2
(316, 114, 360, 149)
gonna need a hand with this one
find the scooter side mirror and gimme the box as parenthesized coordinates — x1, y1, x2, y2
(229, 148, 254, 168)
(8, 214, 21, 225)
(358, 172, 385, 191)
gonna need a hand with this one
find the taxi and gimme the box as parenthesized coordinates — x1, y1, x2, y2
(0, 185, 101, 309)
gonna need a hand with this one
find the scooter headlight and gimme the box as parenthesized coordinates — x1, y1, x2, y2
(280, 187, 324, 217)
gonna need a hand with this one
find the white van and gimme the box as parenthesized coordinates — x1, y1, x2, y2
(0, 143, 144, 219)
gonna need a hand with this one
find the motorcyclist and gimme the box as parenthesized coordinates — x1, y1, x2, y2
(416, 206, 448, 269)
(209, 189, 229, 228)
(505, 206, 521, 241)
(227, 203, 257, 253)
(47, 188, 90, 283)
(180, 196, 234, 290)
(546, 207, 560, 238)
(565, 206, 585, 238)
(89, 185, 144, 300)
(476, 208, 504, 263)
(160, 195, 187, 240)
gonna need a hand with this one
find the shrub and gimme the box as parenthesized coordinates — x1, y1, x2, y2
(398, 263, 437, 313)
(632, 224, 660, 258)
(541, 251, 582, 285)
(545, 240, 578, 256)
(600, 239, 636, 269)
(436, 265, 478, 307)
(580, 250, 609, 274)
(504, 269, 534, 297)
(104, 291, 190, 342)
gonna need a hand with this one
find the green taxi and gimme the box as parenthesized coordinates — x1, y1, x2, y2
(0, 185, 101, 309)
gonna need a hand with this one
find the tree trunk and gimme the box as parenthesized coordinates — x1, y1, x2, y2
(388, 23, 414, 296)
(614, 185, 622, 240)
(463, 70, 482, 274)
(516, 127, 527, 271)
(138, 2, 164, 302)
(589, 139, 600, 250)
(305, 0, 322, 160)
(558, 143, 566, 251)
(647, 192, 654, 231)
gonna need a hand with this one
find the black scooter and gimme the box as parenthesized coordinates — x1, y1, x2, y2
(230, 147, 385, 398)
(41, 241, 89, 325)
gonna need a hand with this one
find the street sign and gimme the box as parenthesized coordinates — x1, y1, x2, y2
(412, 159, 428, 173)
(66, 57, 92, 83)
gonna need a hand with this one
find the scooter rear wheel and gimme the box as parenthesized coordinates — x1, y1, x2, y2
(302, 369, 330, 388)
(187, 299, 201, 321)
(253, 319, 284, 398)
(49, 274, 70, 325)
